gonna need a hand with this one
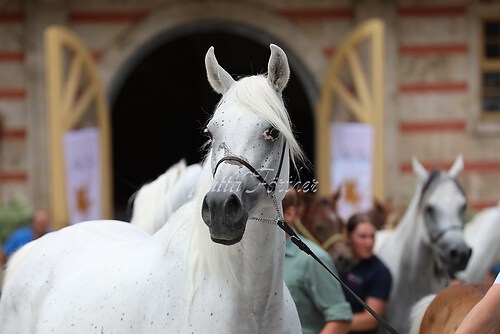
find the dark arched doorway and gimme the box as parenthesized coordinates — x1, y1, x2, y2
(111, 29, 315, 220)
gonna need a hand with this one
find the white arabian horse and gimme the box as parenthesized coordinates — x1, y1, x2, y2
(409, 202, 500, 333)
(456, 201, 500, 283)
(374, 155, 472, 333)
(409, 202, 500, 334)
(130, 159, 203, 233)
(0, 44, 303, 333)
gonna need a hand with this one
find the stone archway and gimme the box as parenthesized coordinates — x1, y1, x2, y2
(99, 1, 322, 107)
(98, 3, 321, 219)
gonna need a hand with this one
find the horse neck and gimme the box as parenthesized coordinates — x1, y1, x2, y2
(240, 204, 286, 294)
(386, 185, 435, 276)
(188, 195, 286, 306)
(391, 184, 424, 245)
(466, 207, 500, 246)
(459, 207, 500, 281)
(391, 184, 448, 291)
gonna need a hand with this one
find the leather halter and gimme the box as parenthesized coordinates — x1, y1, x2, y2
(430, 224, 464, 244)
(294, 218, 345, 251)
(212, 140, 287, 194)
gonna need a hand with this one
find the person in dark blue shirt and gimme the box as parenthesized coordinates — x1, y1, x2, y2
(341, 212, 392, 334)
(2, 210, 52, 262)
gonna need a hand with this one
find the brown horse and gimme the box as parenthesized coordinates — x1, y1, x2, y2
(410, 282, 499, 334)
(295, 191, 355, 274)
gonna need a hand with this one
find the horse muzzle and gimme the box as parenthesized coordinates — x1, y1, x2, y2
(437, 239, 472, 273)
(447, 245, 472, 272)
(201, 191, 248, 245)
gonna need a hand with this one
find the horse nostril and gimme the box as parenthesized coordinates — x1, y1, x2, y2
(449, 247, 472, 267)
(225, 193, 243, 220)
(201, 195, 212, 227)
(450, 249, 458, 261)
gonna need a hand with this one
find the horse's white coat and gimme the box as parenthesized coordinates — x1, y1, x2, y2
(0, 44, 302, 334)
(374, 156, 470, 334)
(457, 202, 500, 283)
(130, 159, 203, 234)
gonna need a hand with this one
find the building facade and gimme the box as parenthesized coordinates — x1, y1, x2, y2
(0, 0, 499, 219)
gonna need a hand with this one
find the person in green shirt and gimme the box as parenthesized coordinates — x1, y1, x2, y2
(283, 186, 352, 334)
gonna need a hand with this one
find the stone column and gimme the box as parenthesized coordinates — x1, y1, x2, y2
(354, 0, 399, 205)
(24, 0, 66, 211)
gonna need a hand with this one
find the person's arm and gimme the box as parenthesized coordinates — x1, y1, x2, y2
(320, 320, 351, 334)
(305, 251, 352, 332)
(350, 297, 388, 331)
(454, 283, 500, 334)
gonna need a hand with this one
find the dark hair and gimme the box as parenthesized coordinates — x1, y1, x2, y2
(346, 212, 376, 234)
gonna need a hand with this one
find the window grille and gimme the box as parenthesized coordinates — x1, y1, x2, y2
(481, 18, 500, 119)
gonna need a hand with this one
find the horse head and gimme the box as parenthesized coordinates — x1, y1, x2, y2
(299, 191, 355, 273)
(201, 44, 303, 245)
(413, 155, 472, 275)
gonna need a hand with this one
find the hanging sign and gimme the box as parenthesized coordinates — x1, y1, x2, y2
(63, 127, 102, 225)
(330, 122, 374, 222)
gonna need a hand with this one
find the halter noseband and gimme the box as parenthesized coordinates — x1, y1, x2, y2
(212, 141, 287, 194)
(429, 224, 464, 244)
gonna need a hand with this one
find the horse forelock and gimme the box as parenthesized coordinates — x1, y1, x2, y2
(418, 170, 466, 209)
(418, 170, 441, 207)
(217, 75, 306, 170)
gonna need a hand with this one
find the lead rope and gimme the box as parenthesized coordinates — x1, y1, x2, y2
(256, 192, 399, 334)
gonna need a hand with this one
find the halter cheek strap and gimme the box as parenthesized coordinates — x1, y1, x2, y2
(321, 233, 346, 251)
(429, 224, 464, 244)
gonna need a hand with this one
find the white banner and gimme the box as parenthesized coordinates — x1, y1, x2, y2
(63, 128, 102, 225)
(330, 122, 374, 222)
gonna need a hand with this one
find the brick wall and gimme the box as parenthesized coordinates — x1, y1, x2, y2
(0, 0, 498, 216)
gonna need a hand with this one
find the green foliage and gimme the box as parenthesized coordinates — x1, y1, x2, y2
(0, 196, 33, 245)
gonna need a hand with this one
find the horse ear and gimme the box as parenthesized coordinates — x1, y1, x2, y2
(448, 154, 464, 178)
(205, 46, 235, 94)
(268, 44, 290, 93)
(412, 156, 428, 182)
(332, 186, 342, 203)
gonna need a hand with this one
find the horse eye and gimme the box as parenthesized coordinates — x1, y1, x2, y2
(203, 128, 213, 140)
(263, 127, 280, 141)
(425, 205, 435, 217)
